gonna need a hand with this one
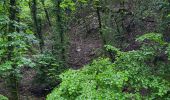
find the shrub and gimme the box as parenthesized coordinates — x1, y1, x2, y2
(34, 52, 65, 87)
(47, 33, 170, 100)
(0, 94, 8, 100)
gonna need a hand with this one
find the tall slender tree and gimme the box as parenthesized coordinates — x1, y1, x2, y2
(8, 0, 19, 99)
(95, 0, 115, 62)
(41, 0, 51, 26)
(29, 0, 44, 53)
(55, 0, 66, 63)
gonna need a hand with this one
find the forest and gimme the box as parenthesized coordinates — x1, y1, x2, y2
(0, 0, 170, 100)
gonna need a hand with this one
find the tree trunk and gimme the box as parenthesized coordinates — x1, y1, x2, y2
(96, 7, 106, 44)
(29, 0, 44, 53)
(41, 0, 51, 26)
(8, 0, 19, 99)
(55, 0, 66, 63)
(96, 5, 115, 62)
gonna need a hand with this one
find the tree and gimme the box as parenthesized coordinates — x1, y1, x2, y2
(0, 0, 35, 99)
(40, 0, 51, 26)
(29, 0, 44, 53)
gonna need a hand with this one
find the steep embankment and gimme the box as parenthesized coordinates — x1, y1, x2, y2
(67, 12, 103, 69)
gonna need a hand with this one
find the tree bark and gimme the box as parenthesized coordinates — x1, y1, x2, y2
(8, 0, 19, 99)
(41, 0, 51, 26)
(96, 5, 115, 62)
(29, 0, 44, 53)
(55, 0, 66, 63)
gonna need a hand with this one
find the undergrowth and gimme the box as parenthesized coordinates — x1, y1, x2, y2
(47, 33, 170, 99)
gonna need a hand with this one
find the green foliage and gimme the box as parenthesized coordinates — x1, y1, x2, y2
(1, 0, 170, 99)
(0, 31, 36, 77)
(158, 0, 170, 32)
(47, 58, 130, 100)
(136, 33, 166, 45)
(34, 52, 64, 86)
(105, 45, 121, 54)
(47, 33, 170, 100)
(167, 44, 170, 60)
(60, 0, 76, 11)
(0, 3, 36, 74)
(60, 0, 87, 11)
(0, 95, 8, 100)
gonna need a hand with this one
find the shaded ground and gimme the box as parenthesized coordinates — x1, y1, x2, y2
(0, 68, 45, 100)
(67, 11, 103, 69)
(68, 29, 103, 69)
(68, 25, 103, 69)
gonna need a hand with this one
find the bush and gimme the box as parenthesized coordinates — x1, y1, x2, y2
(47, 33, 170, 100)
(0, 95, 8, 100)
(34, 52, 62, 86)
